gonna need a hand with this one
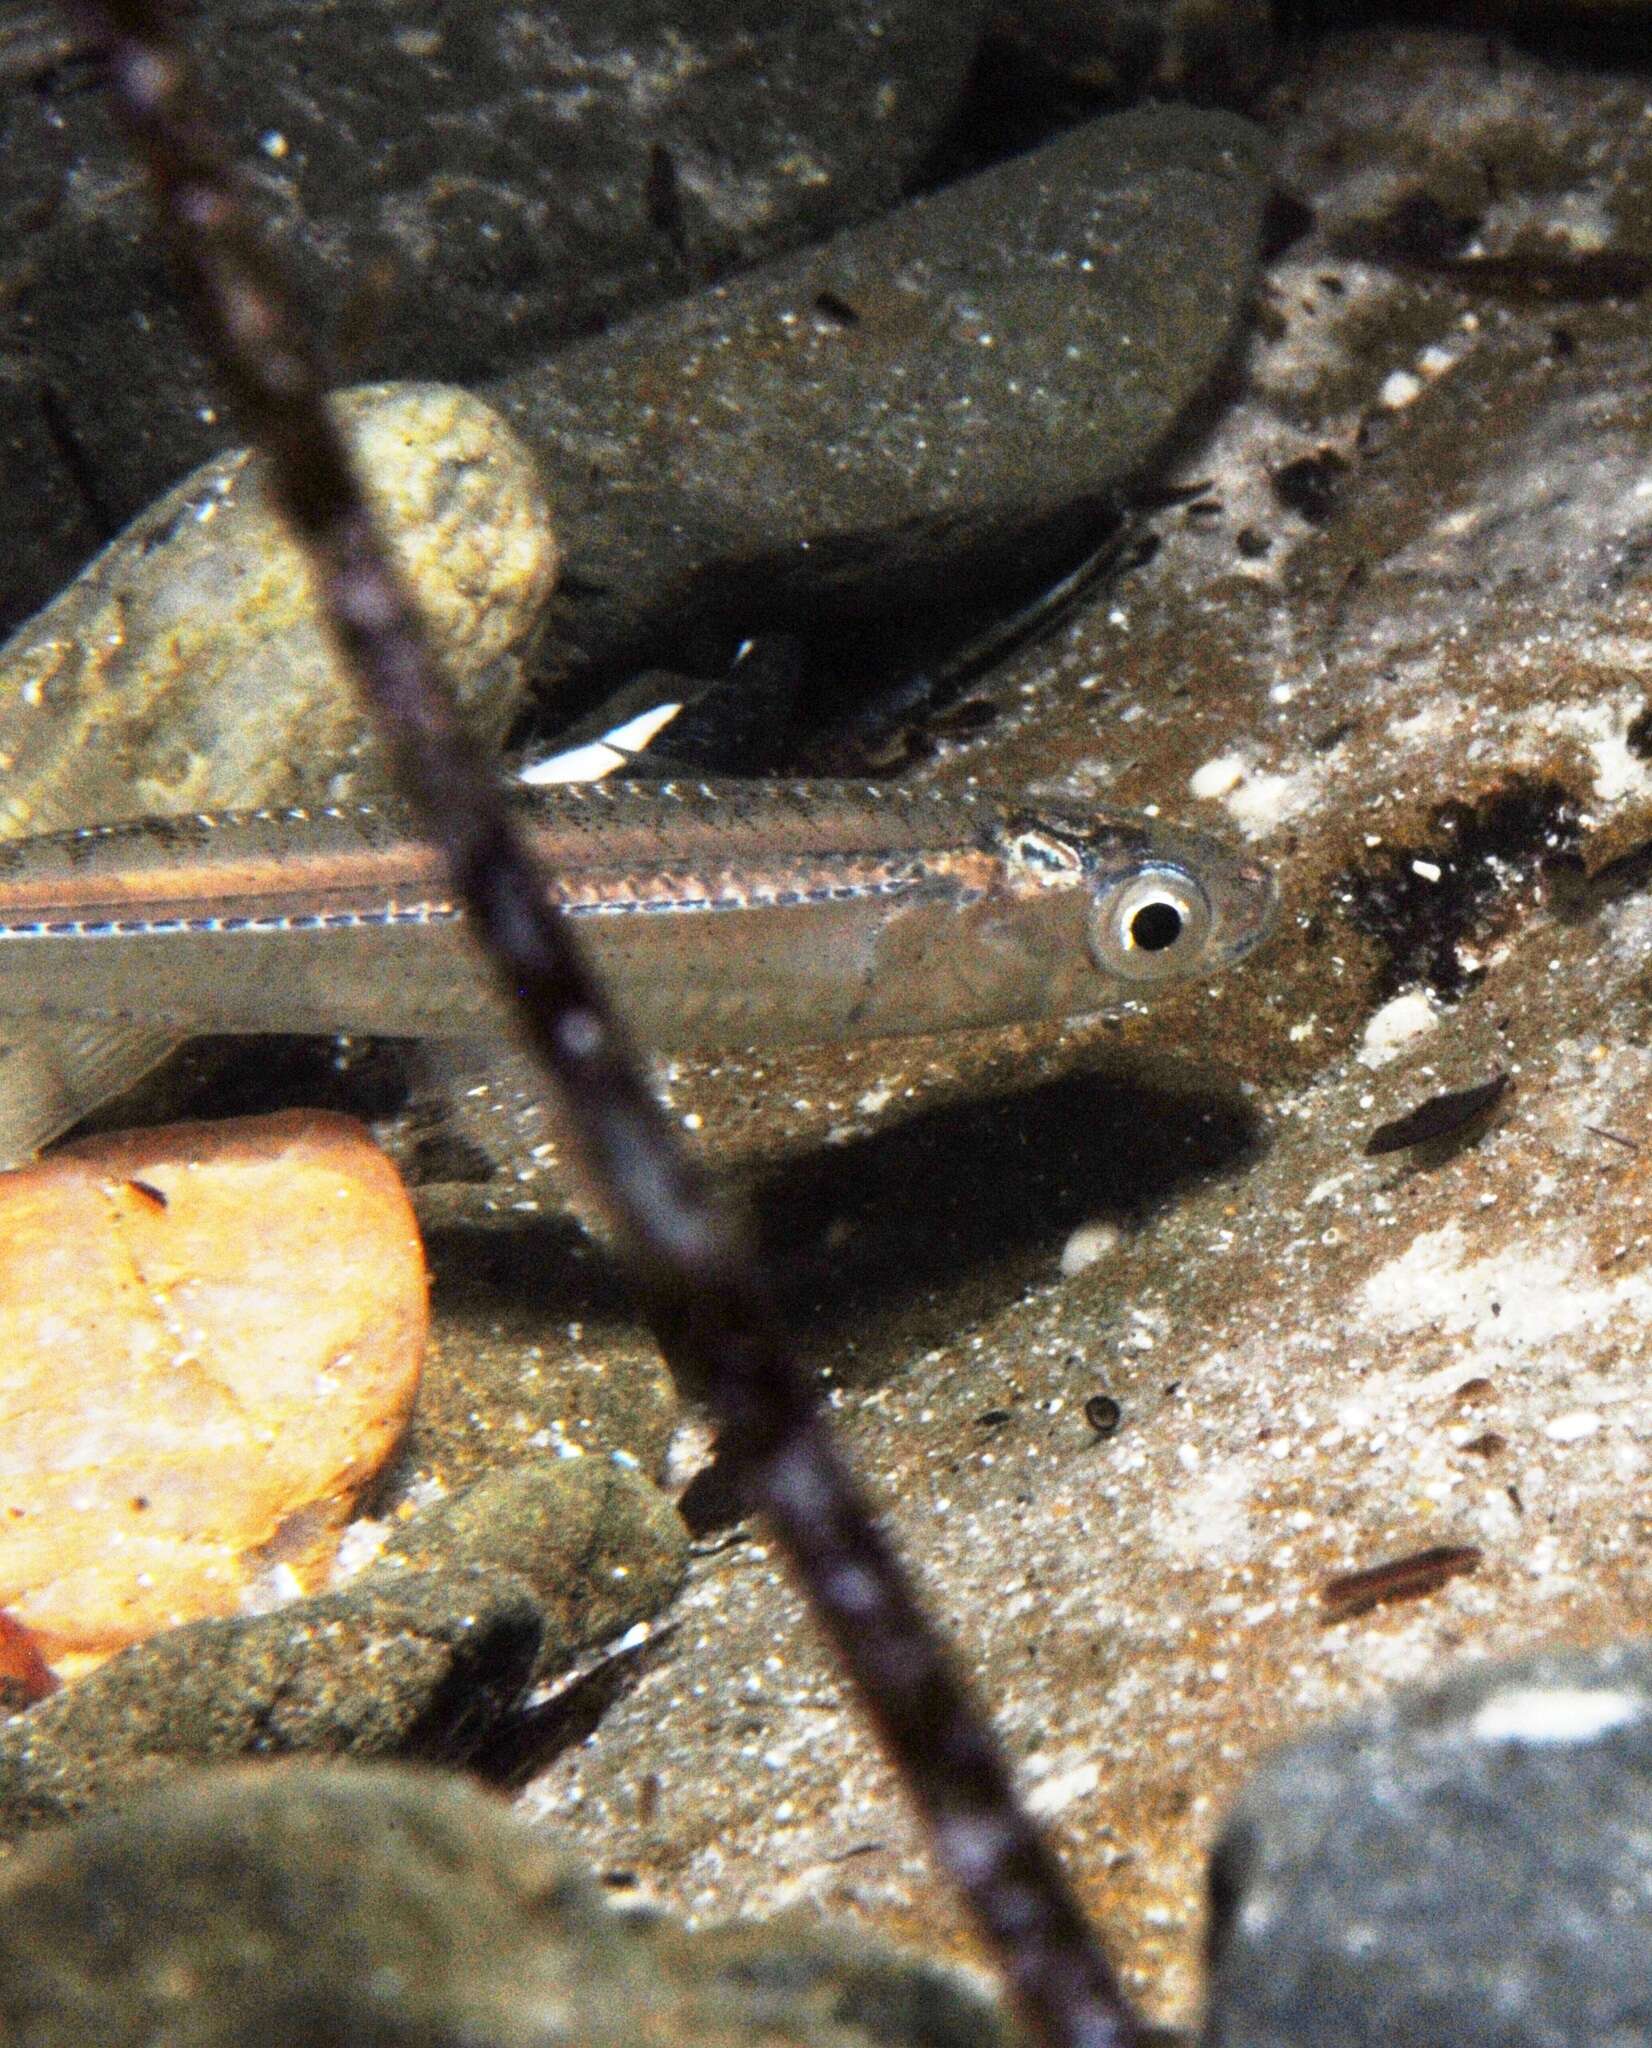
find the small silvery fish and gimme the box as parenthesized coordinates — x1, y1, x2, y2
(0, 777, 1275, 1158)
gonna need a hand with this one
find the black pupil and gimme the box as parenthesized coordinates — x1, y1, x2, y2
(1129, 898, 1185, 952)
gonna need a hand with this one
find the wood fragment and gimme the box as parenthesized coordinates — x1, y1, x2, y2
(1585, 1124, 1639, 1152)
(1320, 1543, 1482, 1621)
(1458, 1431, 1506, 1459)
(1364, 1072, 1509, 1156)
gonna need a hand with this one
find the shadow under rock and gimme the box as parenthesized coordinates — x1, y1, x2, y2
(467, 1622, 678, 1792)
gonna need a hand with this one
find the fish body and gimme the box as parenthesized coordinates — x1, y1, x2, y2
(0, 776, 1274, 1066)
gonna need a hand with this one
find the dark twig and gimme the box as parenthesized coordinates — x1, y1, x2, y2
(68, 9, 1143, 2044)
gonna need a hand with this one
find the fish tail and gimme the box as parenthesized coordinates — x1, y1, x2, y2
(0, 1023, 178, 1167)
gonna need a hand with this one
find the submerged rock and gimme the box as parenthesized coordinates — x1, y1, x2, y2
(0, 382, 552, 827)
(0, 1569, 543, 1835)
(994, 0, 1275, 103)
(377, 1460, 690, 1676)
(0, 1761, 1014, 2048)
(0, 1425, 693, 1829)
(0, 1111, 427, 1676)
(0, 0, 990, 634)
(492, 103, 1270, 680)
(1203, 1643, 1652, 2048)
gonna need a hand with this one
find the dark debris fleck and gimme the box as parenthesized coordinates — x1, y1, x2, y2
(1271, 448, 1348, 524)
(1364, 1072, 1509, 1157)
(1337, 777, 1582, 1001)
(1320, 1543, 1482, 1622)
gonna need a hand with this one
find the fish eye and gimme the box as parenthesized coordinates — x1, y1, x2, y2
(1128, 897, 1185, 952)
(1088, 864, 1214, 983)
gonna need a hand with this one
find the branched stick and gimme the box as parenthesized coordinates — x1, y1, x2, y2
(68, 10, 1144, 2044)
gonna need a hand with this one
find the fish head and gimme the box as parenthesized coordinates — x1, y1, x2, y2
(1000, 802, 1279, 990)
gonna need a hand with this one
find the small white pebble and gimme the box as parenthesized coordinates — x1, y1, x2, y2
(1358, 989, 1439, 1068)
(238, 1561, 305, 1613)
(1189, 754, 1246, 800)
(1059, 1221, 1120, 1277)
(329, 1516, 391, 1584)
(1026, 1762, 1100, 1816)
(664, 1416, 718, 1492)
(1380, 368, 1423, 408)
(1545, 1409, 1602, 1443)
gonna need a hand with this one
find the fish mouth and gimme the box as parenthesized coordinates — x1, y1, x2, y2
(1209, 857, 1281, 964)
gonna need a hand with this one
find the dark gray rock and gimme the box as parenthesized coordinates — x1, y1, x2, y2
(1203, 1644, 1652, 2048)
(660, 1913, 1021, 2048)
(491, 105, 1270, 683)
(0, 1568, 542, 1836)
(0, 1761, 1015, 2048)
(0, 0, 990, 635)
(377, 1459, 689, 1673)
(995, 0, 1275, 103)
(0, 361, 104, 639)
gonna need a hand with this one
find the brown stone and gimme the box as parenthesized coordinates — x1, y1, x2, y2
(0, 1112, 427, 1674)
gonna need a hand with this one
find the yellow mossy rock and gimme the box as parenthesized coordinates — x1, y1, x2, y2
(0, 1111, 427, 1675)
